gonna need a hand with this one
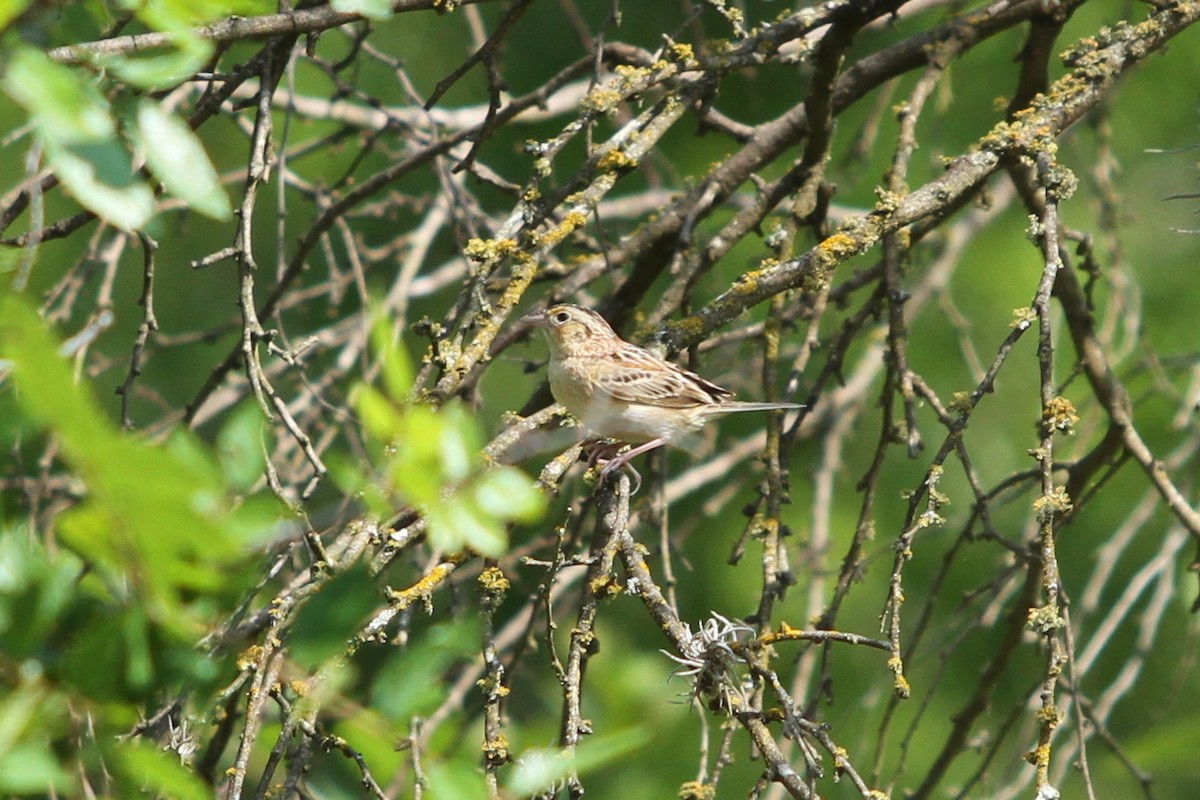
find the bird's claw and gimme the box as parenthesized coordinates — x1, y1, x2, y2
(598, 456, 641, 495)
(581, 440, 643, 494)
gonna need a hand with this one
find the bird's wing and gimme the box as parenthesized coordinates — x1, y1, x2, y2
(592, 344, 734, 408)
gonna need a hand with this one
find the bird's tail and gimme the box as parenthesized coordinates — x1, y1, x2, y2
(719, 402, 803, 413)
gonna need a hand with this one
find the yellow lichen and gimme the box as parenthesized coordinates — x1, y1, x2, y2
(731, 272, 759, 295)
(1033, 487, 1072, 522)
(597, 148, 639, 173)
(464, 237, 518, 263)
(532, 211, 588, 249)
(1024, 742, 1051, 767)
(236, 645, 263, 672)
(873, 187, 905, 213)
(479, 566, 511, 593)
(1011, 307, 1038, 329)
(482, 734, 511, 765)
(678, 780, 715, 800)
(1026, 603, 1064, 633)
(588, 574, 621, 598)
(1044, 396, 1079, 435)
(667, 42, 697, 65)
(818, 232, 859, 259)
(581, 87, 622, 114)
(476, 673, 510, 696)
(1036, 705, 1061, 725)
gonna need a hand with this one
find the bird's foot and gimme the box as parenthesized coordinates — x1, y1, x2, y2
(599, 456, 641, 494)
(583, 439, 624, 468)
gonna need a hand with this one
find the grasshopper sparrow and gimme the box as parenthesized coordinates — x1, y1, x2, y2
(525, 304, 800, 480)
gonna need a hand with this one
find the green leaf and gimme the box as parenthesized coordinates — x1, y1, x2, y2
(0, 673, 47, 762)
(0, 383, 32, 452)
(78, 0, 266, 89)
(289, 563, 377, 670)
(0, 0, 34, 31)
(59, 604, 133, 699)
(0, 534, 83, 659)
(505, 747, 576, 798)
(0, 669, 72, 793)
(355, 383, 403, 443)
(216, 401, 266, 490)
(473, 468, 546, 523)
(392, 405, 448, 503)
(0, 297, 115, 461)
(135, 0, 274, 28)
(107, 38, 211, 90)
(0, 297, 270, 628)
(0, 742, 71, 794)
(424, 759, 488, 800)
(370, 315, 413, 401)
(505, 730, 651, 797)
(437, 415, 476, 482)
(569, 726, 652, 773)
(331, 0, 393, 20)
(3, 46, 113, 144)
(427, 501, 506, 557)
(224, 493, 289, 545)
(325, 451, 392, 517)
(440, 402, 484, 454)
(135, 99, 231, 219)
(44, 140, 154, 230)
(0, 246, 20, 276)
(115, 740, 210, 800)
(121, 605, 154, 690)
(369, 617, 479, 719)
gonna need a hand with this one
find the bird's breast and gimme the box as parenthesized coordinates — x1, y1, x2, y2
(548, 356, 703, 444)
(547, 357, 595, 417)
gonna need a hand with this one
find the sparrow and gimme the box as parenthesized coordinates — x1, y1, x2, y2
(525, 303, 800, 481)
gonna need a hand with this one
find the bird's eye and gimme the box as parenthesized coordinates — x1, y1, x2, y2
(552, 310, 571, 324)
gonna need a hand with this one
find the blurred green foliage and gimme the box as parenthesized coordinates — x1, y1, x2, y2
(0, 295, 279, 794)
(335, 316, 545, 557)
(0, 0, 263, 233)
(0, 296, 550, 794)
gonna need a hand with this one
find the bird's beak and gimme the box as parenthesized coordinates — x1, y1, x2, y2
(522, 308, 549, 328)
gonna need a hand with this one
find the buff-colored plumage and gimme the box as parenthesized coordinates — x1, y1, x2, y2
(526, 304, 800, 478)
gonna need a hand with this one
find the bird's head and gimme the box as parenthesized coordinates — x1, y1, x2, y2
(524, 304, 617, 357)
